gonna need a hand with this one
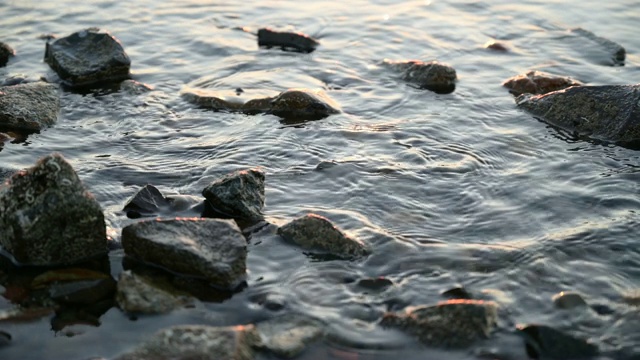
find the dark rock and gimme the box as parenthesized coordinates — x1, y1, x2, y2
(123, 184, 203, 219)
(552, 291, 587, 309)
(503, 70, 582, 96)
(571, 28, 625, 66)
(121, 218, 247, 289)
(268, 89, 341, 122)
(31, 268, 111, 288)
(517, 324, 598, 360)
(590, 304, 614, 315)
(202, 169, 265, 222)
(277, 214, 370, 259)
(484, 41, 508, 52)
(181, 89, 248, 112)
(116, 270, 194, 314)
(0, 42, 14, 67)
(441, 286, 473, 300)
(0, 82, 59, 131)
(0, 330, 11, 348)
(380, 300, 498, 348)
(356, 277, 394, 291)
(257, 28, 319, 53)
(44, 28, 131, 87)
(49, 278, 116, 305)
(382, 59, 457, 94)
(256, 313, 325, 358)
(0, 153, 107, 266)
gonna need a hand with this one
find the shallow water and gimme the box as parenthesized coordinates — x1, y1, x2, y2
(1, 0, 639, 359)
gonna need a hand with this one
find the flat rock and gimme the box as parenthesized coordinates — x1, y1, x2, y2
(0, 153, 107, 266)
(570, 28, 625, 66)
(44, 28, 131, 87)
(0, 42, 14, 67)
(121, 218, 247, 289)
(552, 291, 587, 309)
(116, 270, 194, 314)
(383, 59, 457, 94)
(517, 324, 599, 359)
(381, 299, 498, 348)
(516, 84, 640, 144)
(202, 169, 265, 222)
(256, 313, 325, 358)
(0, 82, 59, 131)
(257, 28, 319, 53)
(277, 214, 369, 259)
(503, 70, 582, 96)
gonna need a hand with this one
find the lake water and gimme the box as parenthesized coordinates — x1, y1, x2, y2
(1, 0, 639, 359)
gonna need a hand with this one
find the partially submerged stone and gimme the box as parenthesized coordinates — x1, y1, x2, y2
(0, 42, 14, 67)
(257, 28, 319, 53)
(503, 70, 581, 96)
(0, 82, 59, 131)
(44, 28, 131, 87)
(49, 277, 116, 305)
(123, 184, 202, 219)
(517, 324, 598, 359)
(267, 89, 341, 122)
(484, 40, 508, 52)
(256, 313, 325, 358)
(202, 169, 265, 222)
(0, 153, 107, 266)
(552, 291, 587, 309)
(116, 270, 194, 314)
(277, 214, 369, 259)
(570, 28, 625, 66)
(383, 59, 457, 94)
(121, 218, 247, 289)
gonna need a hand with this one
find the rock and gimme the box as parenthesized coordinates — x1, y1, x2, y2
(0, 82, 59, 131)
(115, 324, 260, 360)
(181, 90, 248, 112)
(277, 214, 370, 259)
(256, 313, 325, 358)
(0, 42, 14, 67)
(380, 300, 498, 348)
(516, 84, 640, 144)
(267, 89, 341, 122)
(31, 268, 110, 288)
(441, 286, 473, 300)
(119, 80, 152, 95)
(123, 184, 203, 219)
(202, 169, 265, 222)
(0, 330, 11, 348)
(0, 153, 107, 266)
(571, 28, 625, 66)
(484, 40, 508, 52)
(552, 291, 587, 309)
(356, 277, 394, 291)
(517, 324, 599, 360)
(121, 218, 247, 289)
(503, 70, 582, 96)
(49, 278, 116, 305)
(44, 28, 131, 87)
(116, 270, 194, 314)
(257, 28, 319, 53)
(1, 74, 42, 87)
(382, 59, 457, 94)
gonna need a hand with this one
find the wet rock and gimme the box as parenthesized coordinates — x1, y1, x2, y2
(516, 84, 640, 144)
(124, 184, 203, 219)
(552, 291, 587, 309)
(382, 59, 457, 94)
(277, 214, 370, 259)
(0, 153, 107, 266)
(121, 218, 247, 289)
(268, 89, 341, 122)
(517, 324, 598, 360)
(119, 80, 152, 95)
(484, 40, 508, 52)
(44, 28, 131, 87)
(590, 304, 614, 315)
(571, 28, 625, 66)
(256, 313, 325, 358)
(0, 82, 59, 131)
(441, 286, 473, 300)
(257, 28, 319, 53)
(115, 324, 260, 360)
(202, 169, 265, 222)
(181, 90, 248, 112)
(356, 277, 394, 291)
(503, 70, 582, 96)
(1, 74, 42, 87)
(0, 42, 14, 67)
(116, 270, 194, 314)
(49, 278, 116, 305)
(31, 268, 110, 289)
(380, 300, 498, 348)
(0, 330, 11, 348)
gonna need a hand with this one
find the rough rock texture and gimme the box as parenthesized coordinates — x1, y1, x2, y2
(268, 89, 341, 122)
(277, 214, 369, 259)
(383, 59, 457, 94)
(380, 300, 498, 348)
(517, 324, 599, 359)
(0, 42, 14, 67)
(256, 313, 325, 358)
(0, 153, 107, 265)
(116, 270, 194, 314)
(116, 325, 260, 360)
(202, 169, 265, 222)
(503, 70, 582, 96)
(552, 291, 587, 309)
(44, 28, 131, 87)
(0, 82, 59, 131)
(516, 84, 640, 144)
(121, 218, 247, 289)
(571, 28, 625, 66)
(257, 28, 319, 53)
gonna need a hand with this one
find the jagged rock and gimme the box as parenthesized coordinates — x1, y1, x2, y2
(516, 84, 640, 144)
(0, 82, 59, 131)
(115, 324, 260, 360)
(381, 300, 498, 348)
(517, 324, 599, 359)
(257, 28, 319, 53)
(570, 28, 625, 66)
(267, 89, 340, 122)
(116, 270, 194, 314)
(49, 277, 116, 305)
(44, 28, 131, 87)
(552, 291, 587, 309)
(256, 313, 325, 358)
(122, 184, 201, 219)
(202, 169, 265, 222)
(503, 71, 582, 96)
(382, 59, 457, 94)
(0, 153, 107, 266)
(0, 42, 14, 67)
(277, 214, 369, 259)
(121, 218, 247, 289)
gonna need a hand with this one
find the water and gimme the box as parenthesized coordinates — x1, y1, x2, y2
(1, 0, 639, 359)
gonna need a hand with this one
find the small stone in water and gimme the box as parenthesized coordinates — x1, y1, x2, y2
(0, 330, 11, 348)
(552, 291, 587, 309)
(356, 277, 394, 291)
(441, 286, 473, 300)
(257, 28, 319, 53)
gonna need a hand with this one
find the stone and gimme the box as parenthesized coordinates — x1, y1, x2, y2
(380, 299, 498, 348)
(441, 286, 473, 300)
(115, 324, 260, 360)
(202, 169, 265, 222)
(257, 28, 319, 53)
(0, 330, 11, 348)
(503, 70, 582, 96)
(123, 184, 204, 219)
(116, 270, 194, 314)
(119, 80, 152, 95)
(49, 278, 116, 305)
(484, 40, 508, 52)
(256, 313, 325, 358)
(382, 59, 457, 94)
(517, 324, 599, 359)
(44, 28, 131, 87)
(0, 153, 107, 266)
(277, 214, 370, 259)
(356, 277, 394, 291)
(267, 89, 341, 122)
(571, 28, 625, 66)
(0, 42, 14, 67)
(552, 291, 587, 309)
(0, 82, 59, 131)
(121, 218, 247, 289)
(1, 74, 41, 87)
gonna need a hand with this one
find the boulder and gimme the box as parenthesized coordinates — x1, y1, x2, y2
(267, 89, 341, 122)
(516, 84, 640, 144)
(552, 291, 587, 309)
(277, 214, 369, 259)
(116, 270, 194, 314)
(257, 28, 319, 53)
(202, 169, 265, 222)
(0, 42, 14, 67)
(517, 324, 598, 359)
(0, 82, 59, 131)
(382, 59, 457, 94)
(570, 28, 625, 66)
(44, 28, 131, 87)
(0, 153, 107, 266)
(503, 70, 582, 96)
(121, 218, 247, 289)
(256, 313, 324, 358)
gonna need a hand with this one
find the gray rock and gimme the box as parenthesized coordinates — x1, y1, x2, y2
(202, 169, 265, 222)
(256, 313, 325, 358)
(121, 218, 247, 289)
(116, 270, 194, 314)
(116, 324, 260, 360)
(517, 84, 640, 144)
(380, 300, 498, 348)
(119, 80, 152, 95)
(49, 278, 116, 305)
(268, 89, 341, 122)
(0, 153, 107, 265)
(571, 28, 625, 66)
(257, 28, 319, 53)
(552, 291, 587, 309)
(277, 214, 370, 259)
(44, 28, 131, 87)
(383, 59, 457, 94)
(0, 330, 10, 348)
(1, 74, 41, 87)
(517, 324, 599, 359)
(0, 82, 59, 131)
(0, 42, 14, 67)
(503, 70, 582, 96)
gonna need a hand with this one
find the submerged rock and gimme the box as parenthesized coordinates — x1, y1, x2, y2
(552, 291, 587, 309)
(0, 42, 14, 67)
(202, 169, 265, 222)
(116, 270, 194, 314)
(49, 277, 116, 305)
(277, 214, 369, 259)
(256, 313, 325, 358)
(267, 89, 341, 122)
(0, 82, 59, 131)
(382, 59, 457, 94)
(571, 28, 625, 66)
(0, 153, 107, 266)
(517, 324, 598, 359)
(121, 218, 247, 289)
(484, 40, 508, 52)
(257, 28, 319, 53)
(503, 70, 582, 96)
(0, 330, 10, 348)
(1, 74, 42, 87)
(44, 28, 131, 87)
(123, 184, 202, 219)
(516, 84, 640, 144)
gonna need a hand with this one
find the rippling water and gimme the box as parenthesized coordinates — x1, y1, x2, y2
(1, 0, 639, 359)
